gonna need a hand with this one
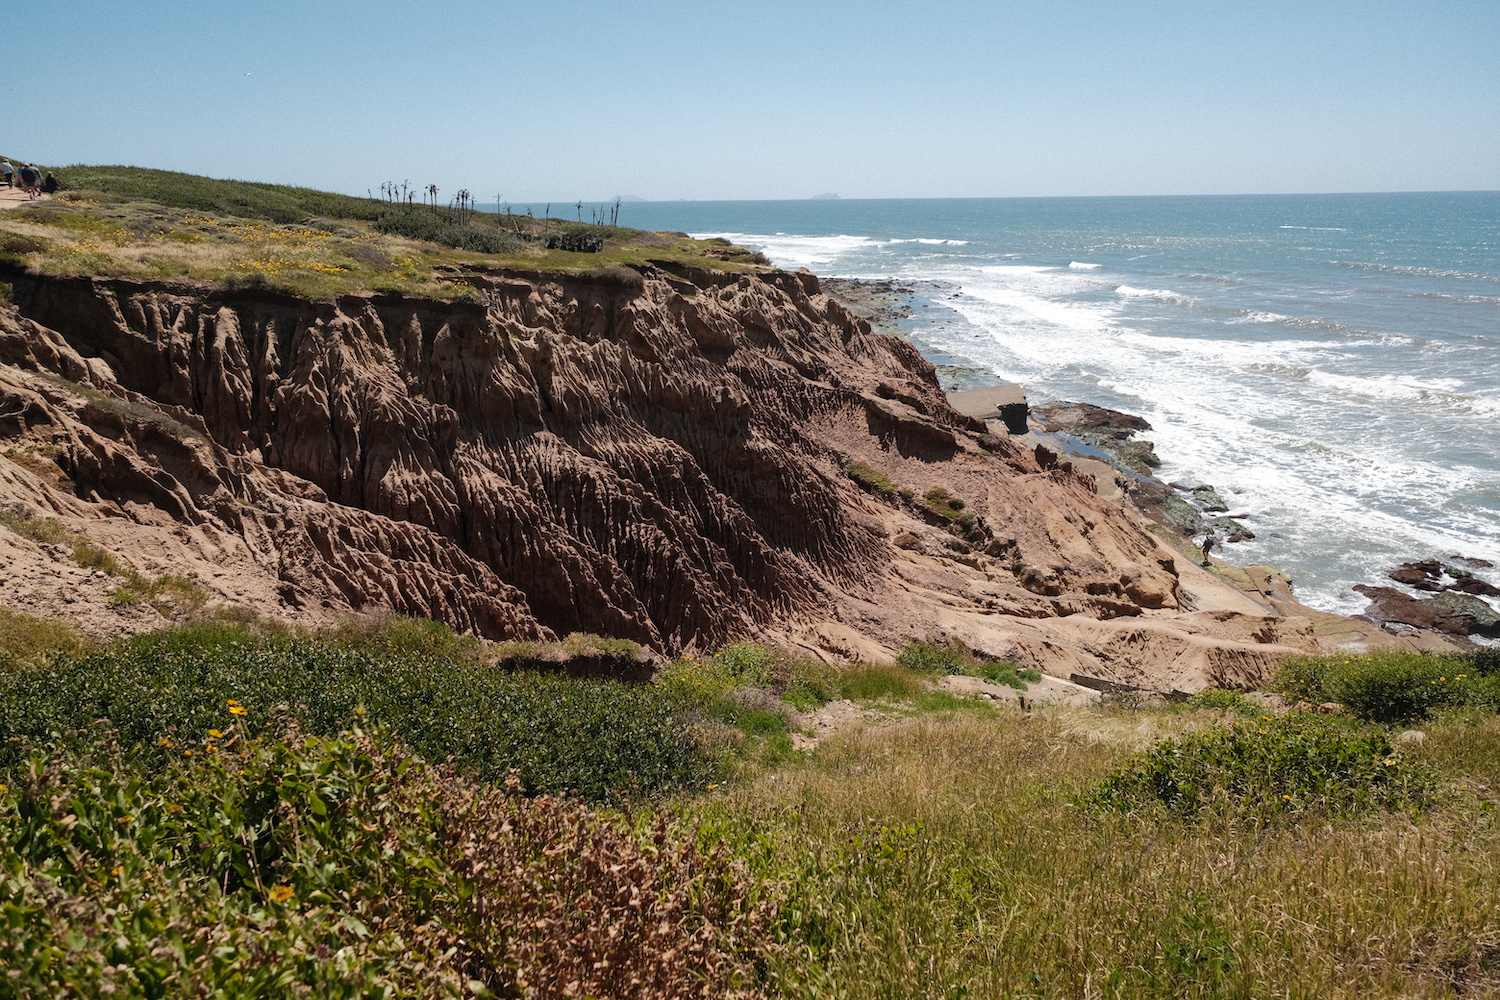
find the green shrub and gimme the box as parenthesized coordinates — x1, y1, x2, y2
(0, 730, 774, 998)
(1185, 689, 1257, 715)
(1464, 646, 1500, 677)
(0, 621, 715, 801)
(846, 460, 896, 494)
(374, 210, 525, 253)
(895, 641, 965, 675)
(1087, 714, 1436, 819)
(655, 656, 740, 708)
(780, 658, 839, 711)
(0, 231, 50, 257)
(1273, 651, 1500, 724)
(713, 642, 777, 688)
(973, 660, 1042, 691)
(923, 487, 973, 525)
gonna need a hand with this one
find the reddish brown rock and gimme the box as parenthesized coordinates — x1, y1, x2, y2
(0, 263, 1416, 690)
(1354, 584, 1500, 638)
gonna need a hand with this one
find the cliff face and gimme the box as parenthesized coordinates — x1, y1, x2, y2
(0, 263, 1321, 689)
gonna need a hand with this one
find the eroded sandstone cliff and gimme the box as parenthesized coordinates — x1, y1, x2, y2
(0, 262, 1333, 690)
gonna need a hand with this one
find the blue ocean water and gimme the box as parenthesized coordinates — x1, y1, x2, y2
(620, 193, 1500, 615)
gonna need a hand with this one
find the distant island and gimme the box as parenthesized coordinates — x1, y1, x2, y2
(811, 192, 841, 200)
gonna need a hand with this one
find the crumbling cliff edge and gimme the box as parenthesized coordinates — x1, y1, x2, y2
(0, 262, 1434, 692)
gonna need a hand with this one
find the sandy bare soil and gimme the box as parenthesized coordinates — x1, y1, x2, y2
(0, 187, 50, 209)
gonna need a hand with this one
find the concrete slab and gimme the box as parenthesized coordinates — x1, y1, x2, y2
(947, 385, 1028, 434)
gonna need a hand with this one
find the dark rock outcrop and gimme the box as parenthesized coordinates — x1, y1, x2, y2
(1354, 584, 1500, 639)
(1388, 559, 1500, 597)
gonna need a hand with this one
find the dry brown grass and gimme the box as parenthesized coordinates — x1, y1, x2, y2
(437, 774, 776, 998)
(699, 710, 1500, 998)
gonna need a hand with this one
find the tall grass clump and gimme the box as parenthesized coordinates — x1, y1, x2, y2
(0, 620, 715, 801)
(0, 606, 90, 668)
(1275, 650, 1500, 723)
(835, 662, 927, 702)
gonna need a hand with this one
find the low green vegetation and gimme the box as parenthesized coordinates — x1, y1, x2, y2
(0, 621, 712, 802)
(845, 459, 897, 494)
(1087, 712, 1436, 819)
(44, 163, 390, 222)
(0, 161, 773, 299)
(1275, 648, 1500, 723)
(0, 730, 771, 999)
(922, 486, 973, 525)
(372, 208, 527, 253)
(0, 606, 89, 668)
(1182, 687, 1259, 715)
(6, 618, 1500, 997)
(697, 708, 1500, 999)
(895, 639, 1042, 690)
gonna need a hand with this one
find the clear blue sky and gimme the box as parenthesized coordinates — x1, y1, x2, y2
(5, 0, 1497, 201)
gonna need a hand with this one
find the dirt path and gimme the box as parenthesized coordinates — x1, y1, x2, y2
(0, 187, 50, 209)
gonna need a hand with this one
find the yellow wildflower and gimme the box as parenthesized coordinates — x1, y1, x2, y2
(269, 885, 294, 903)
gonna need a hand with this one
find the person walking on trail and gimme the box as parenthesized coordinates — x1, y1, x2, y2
(18, 164, 40, 199)
(41, 172, 58, 195)
(0, 160, 13, 188)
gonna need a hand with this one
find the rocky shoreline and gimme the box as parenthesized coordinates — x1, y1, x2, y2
(824, 276, 1500, 649)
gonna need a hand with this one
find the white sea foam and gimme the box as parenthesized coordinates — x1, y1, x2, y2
(1303, 369, 1468, 404)
(1115, 285, 1194, 306)
(680, 197, 1500, 614)
(1468, 396, 1500, 417)
(891, 238, 970, 245)
(1225, 310, 1290, 324)
(689, 231, 881, 268)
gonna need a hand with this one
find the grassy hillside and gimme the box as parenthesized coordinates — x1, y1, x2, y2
(3, 612, 1500, 996)
(0, 158, 771, 299)
(48, 163, 391, 222)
